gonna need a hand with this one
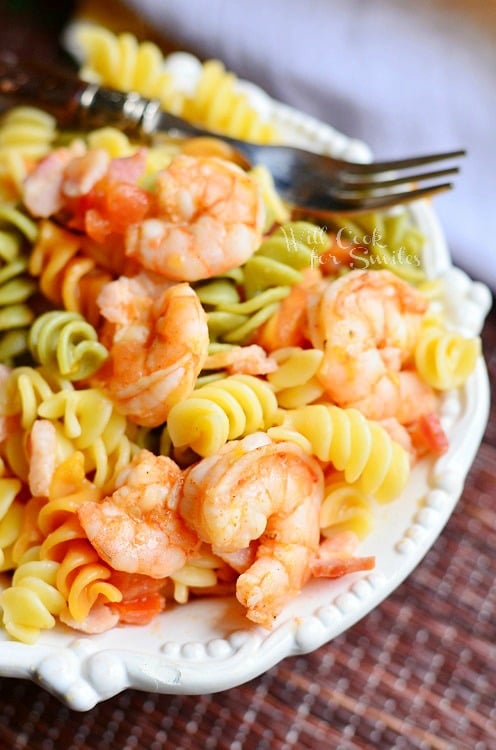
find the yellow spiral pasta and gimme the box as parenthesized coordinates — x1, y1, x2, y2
(414, 319, 481, 390)
(169, 546, 224, 605)
(0, 368, 135, 489)
(37, 387, 135, 488)
(0, 547, 66, 643)
(0, 107, 57, 201)
(276, 404, 410, 502)
(167, 374, 278, 457)
(181, 58, 278, 143)
(38, 453, 122, 622)
(0, 477, 24, 572)
(267, 347, 325, 408)
(75, 24, 183, 112)
(320, 473, 375, 539)
(28, 310, 109, 382)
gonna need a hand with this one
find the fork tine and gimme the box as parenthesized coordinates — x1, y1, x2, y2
(300, 182, 454, 215)
(335, 166, 459, 190)
(338, 149, 466, 176)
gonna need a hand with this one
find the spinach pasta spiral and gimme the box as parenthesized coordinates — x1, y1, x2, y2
(196, 221, 329, 345)
(0, 205, 39, 363)
(28, 310, 109, 382)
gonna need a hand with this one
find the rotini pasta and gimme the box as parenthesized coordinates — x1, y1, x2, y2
(38, 453, 122, 623)
(0, 477, 24, 572)
(28, 310, 109, 382)
(181, 58, 279, 143)
(0, 547, 66, 644)
(267, 347, 325, 408)
(28, 219, 113, 328)
(274, 404, 411, 502)
(0, 107, 57, 201)
(414, 319, 481, 390)
(196, 221, 328, 346)
(167, 374, 278, 457)
(74, 24, 184, 112)
(0, 205, 39, 363)
(324, 210, 426, 283)
(320, 472, 375, 539)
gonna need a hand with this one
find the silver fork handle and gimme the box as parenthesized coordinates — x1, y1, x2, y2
(0, 52, 202, 139)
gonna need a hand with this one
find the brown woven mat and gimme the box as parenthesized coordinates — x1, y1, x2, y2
(0, 5, 495, 748)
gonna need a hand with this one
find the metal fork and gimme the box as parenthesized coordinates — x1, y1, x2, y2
(0, 53, 464, 214)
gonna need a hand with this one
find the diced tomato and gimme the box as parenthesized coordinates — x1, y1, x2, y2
(104, 181, 151, 232)
(409, 411, 449, 457)
(110, 593, 166, 625)
(310, 555, 376, 579)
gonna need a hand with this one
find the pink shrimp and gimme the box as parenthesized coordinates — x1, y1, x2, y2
(179, 432, 324, 628)
(306, 269, 435, 422)
(95, 274, 209, 426)
(125, 154, 265, 281)
(78, 449, 199, 579)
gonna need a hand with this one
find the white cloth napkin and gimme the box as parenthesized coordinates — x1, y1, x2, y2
(122, 0, 496, 290)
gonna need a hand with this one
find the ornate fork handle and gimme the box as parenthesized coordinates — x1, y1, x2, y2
(0, 52, 200, 138)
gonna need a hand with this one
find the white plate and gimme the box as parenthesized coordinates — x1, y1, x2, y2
(0, 51, 492, 710)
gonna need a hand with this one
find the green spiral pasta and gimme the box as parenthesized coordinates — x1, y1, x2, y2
(0, 477, 24, 572)
(0, 547, 65, 643)
(0, 205, 39, 364)
(196, 221, 329, 345)
(325, 210, 426, 282)
(273, 404, 410, 502)
(167, 374, 278, 457)
(414, 320, 481, 390)
(28, 310, 109, 381)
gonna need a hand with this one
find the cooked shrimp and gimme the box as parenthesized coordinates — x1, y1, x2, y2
(204, 344, 277, 375)
(95, 275, 209, 426)
(179, 432, 324, 628)
(22, 140, 86, 217)
(59, 601, 119, 634)
(306, 269, 433, 422)
(28, 419, 57, 497)
(78, 449, 199, 578)
(125, 154, 265, 281)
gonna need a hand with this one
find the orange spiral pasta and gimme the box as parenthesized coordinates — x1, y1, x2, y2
(28, 220, 113, 327)
(38, 452, 122, 623)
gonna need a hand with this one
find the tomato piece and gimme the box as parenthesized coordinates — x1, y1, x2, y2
(310, 555, 376, 578)
(105, 182, 151, 233)
(110, 592, 166, 625)
(410, 411, 449, 457)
